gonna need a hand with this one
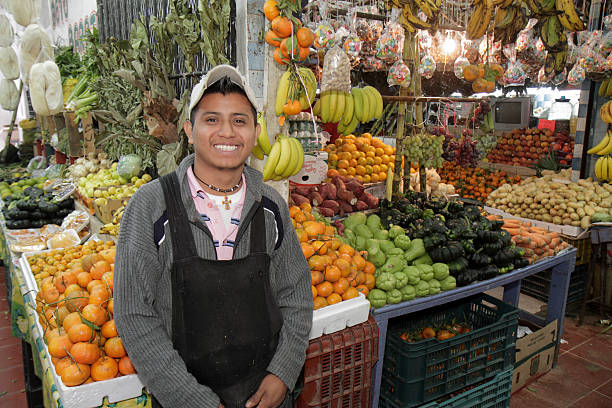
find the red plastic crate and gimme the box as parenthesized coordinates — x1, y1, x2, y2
(296, 315, 379, 408)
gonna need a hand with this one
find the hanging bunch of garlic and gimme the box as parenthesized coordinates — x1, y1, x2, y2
(67, 152, 112, 180)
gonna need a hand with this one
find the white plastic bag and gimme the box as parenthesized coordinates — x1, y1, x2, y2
(0, 14, 14, 47)
(0, 46, 19, 79)
(19, 24, 52, 84)
(0, 78, 19, 110)
(321, 45, 351, 92)
(29, 60, 63, 116)
(8, 0, 40, 27)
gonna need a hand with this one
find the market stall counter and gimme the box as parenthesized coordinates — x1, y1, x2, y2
(369, 248, 576, 408)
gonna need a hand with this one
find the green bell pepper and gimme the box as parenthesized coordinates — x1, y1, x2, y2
(432, 263, 450, 281)
(394, 234, 411, 251)
(428, 279, 441, 295)
(375, 272, 397, 291)
(440, 276, 457, 291)
(386, 288, 403, 304)
(415, 280, 430, 297)
(400, 285, 416, 301)
(393, 271, 409, 289)
(417, 264, 434, 282)
(367, 289, 387, 308)
(403, 266, 421, 285)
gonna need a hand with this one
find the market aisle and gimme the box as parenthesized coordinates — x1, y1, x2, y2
(510, 315, 612, 408)
(0, 266, 27, 407)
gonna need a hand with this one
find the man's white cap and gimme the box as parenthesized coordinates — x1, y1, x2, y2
(188, 65, 260, 119)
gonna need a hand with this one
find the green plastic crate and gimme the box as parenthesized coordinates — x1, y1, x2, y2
(380, 368, 514, 408)
(381, 294, 518, 407)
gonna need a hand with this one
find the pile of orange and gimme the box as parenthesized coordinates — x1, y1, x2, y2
(263, 0, 314, 65)
(325, 133, 396, 184)
(28, 241, 137, 387)
(290, 203, 377, 310)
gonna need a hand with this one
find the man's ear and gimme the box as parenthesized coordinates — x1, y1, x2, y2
(184, 121, 194, 144)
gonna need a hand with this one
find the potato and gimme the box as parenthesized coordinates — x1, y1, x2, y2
(570, 213, 579, 221)
(542, 214, 553, 222)
(570, 220, 580, 226)
(584, 205, 595, 216)
(563, 217, 572, 225)
(553, 216, 563, 224)
(581, 216, 591, 229)
(577, 208, 585, 218)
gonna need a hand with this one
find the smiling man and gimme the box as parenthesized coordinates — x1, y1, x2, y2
(114, 65, 313, 408)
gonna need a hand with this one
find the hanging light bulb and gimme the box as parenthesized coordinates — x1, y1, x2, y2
(442, 33, 457, 55)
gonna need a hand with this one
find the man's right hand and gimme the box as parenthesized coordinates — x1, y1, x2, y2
(219, 404, 224, 408)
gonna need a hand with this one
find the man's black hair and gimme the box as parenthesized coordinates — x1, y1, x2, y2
(190, 76, 257, 125)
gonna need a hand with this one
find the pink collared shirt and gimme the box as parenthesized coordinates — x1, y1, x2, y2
(186, 167, 246, 260)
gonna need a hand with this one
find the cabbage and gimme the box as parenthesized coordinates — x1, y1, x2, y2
(0, 15, 14, 47)
(117, 154, 143, 179)
(0, 47, 20, 80)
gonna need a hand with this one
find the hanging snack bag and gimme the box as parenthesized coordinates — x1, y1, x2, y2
(314, 21, 335, 50)
(362, 56, 384, 71)
(567, 62, 586, 86)
(537, 66, 554, 84)
(420, 55, 436, 79)
(344, 32, 362, 59)
(516, 20, 538, 52)
(376, 11, 404, 62)
(552, 68, 567, 86)
(388, 59, 411, 87)
(321, 45, 351, 93)
(502, 45, 527, 86)
(454, 56, 470, 79)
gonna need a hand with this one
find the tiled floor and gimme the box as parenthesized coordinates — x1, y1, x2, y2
(510, 314, 612, 408)
(0, 267, 27, 408)
(0, 263, 609, 408)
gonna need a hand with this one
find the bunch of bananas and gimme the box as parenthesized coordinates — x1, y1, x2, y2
(524, 0, 584, 32)
(588, 129, 612, 155)
(493, 1, 528, 45)
(275, 66, 317, 117)
(466, 0, 494, 40)
(598, 79, 612, 98)
(312, 86, 383, 135)
(600, 102, 612, 125)
(253, 111, 272, 160)
(387, 0, 442, 32)
(595, 156, 612, 182)
(261, 135, 305, 181)
(99, 204, 126, 236)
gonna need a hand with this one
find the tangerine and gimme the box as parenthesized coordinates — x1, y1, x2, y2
(48, 334, 73, 358)
(101, 320, 118, 339)
(76, 272, 92, 288)
(62, 312, 82, 332)
(90, 260, 111, 280)
(323, 265, 341, 282)
(104, 337, 127, 358)
(342, 287, 360, 300)
(315, 281, 333, 298)
(356, 285, 369, 297)
(71, 342, 101, 364)
(91, 356, 119, 381)
(326, 293, 342, 305)
(60, 362, 90, 386)
(332, 278, 349, 294)
(118, 356, 137, 375)
(82, 304, 108, 327)
(310, 270, 324, 286)
(313, 296, 328, 310)
(67, 323, 95, 343)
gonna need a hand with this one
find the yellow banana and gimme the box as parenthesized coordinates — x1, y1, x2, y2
(319, 91, 332, 123)
(607, 157, 612, 181)
(328, 91, 338, 124)
(364, 86, 383, 120)
(274, 136, 292, 177)
(251, 144, 264, 160)
(290, 138, 305, 176)
(595, 156, 604, 180)
(275, 70, 290, 116)
(599, 135, 612, 155)
(262, 140, 282, 181)
(601, 102, 612, 124)
(280, 137, 298, 178)
(363, 87, 377, 121)
(333, 92, 346, 123)
(312, 98, 321, 117)
(342, 92, 355, 127)
(256, 111, 272, 155)
(556, 0, 585, 31)
(352, 88, 365, 122)
(587, 132, 611, 154)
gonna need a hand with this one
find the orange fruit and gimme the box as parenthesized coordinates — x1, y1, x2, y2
(48, 335, 73, 358)
(326, 293, 342, 305)
(101, 319, 118, 339)
(107, 299, 114, 316)
(342, 287, 360, 300)
(89, 286, 111, 307)
(338, 244, 355, 257)
(101, 271, 113, 291)
(82, 304, 108, 327)
(363, 261, 376, 275)
(315, 281, 333, 298)
(118, 356, 137, 375)
(90, 260, 111, 280)
(356, 285, 369, 297)
(301, 242, 315, 258)
(263, 0, 280, 22)
(64, 288, 88, 312)
(333, 258, 351, 277)
(62, 312, 82, 332)
(324, 265, 341, 282)
(91, 356, 119, 381)
(313, 296, 328, 310)
(352, 253, 367, 270)
(76, 272, 92, 288)
(67, 323, 95, 343)
(55, 271, 77, 294)
(60, 361, 90, 386)
(311, 285, 318, 299)
(104, 337, 127, 358)
(54, 357, 72, 375)
(337, 159, 349, 169)
(332, 278, 349, 295)
(71, 342, 101, 365)
(308, 255, 326, 272)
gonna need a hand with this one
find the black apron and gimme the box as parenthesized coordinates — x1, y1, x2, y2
(152, 173, 284, 408)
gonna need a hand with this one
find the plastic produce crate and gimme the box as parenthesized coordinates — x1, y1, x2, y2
(381, 294, 518, 408)
(296, 315, 379, 408)
(380, 368, 513, 408)
(520, 264, 587, 312)
(560, 236, 591, 265)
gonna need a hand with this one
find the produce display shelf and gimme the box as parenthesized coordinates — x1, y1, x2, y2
(477, 161, 537, 177)
(369, 248, 576, 408)
(484, 206, 585, 238)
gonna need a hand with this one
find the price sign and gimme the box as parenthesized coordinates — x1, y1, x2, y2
(538, 119, 555, 132)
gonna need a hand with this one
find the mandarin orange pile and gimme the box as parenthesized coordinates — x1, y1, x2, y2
(325, 133, 396, 184)
(291, 203, 376, 310)
(437, 161, 521, 202)
(28, 241, 137, 387)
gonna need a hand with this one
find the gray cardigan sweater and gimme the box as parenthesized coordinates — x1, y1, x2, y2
(114, 154, 313, 408)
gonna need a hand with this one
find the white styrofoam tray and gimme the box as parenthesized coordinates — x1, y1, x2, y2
(309, 293, 370, 339)
(19, 252, 145, 408)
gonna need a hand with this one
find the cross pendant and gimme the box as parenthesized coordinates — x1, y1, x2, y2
(222, 195, 231, 210)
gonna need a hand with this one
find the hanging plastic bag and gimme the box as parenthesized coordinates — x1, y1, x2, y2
(376, 10, 404, 62)
(343, 11, 362, 61)
(362, 56, 384, 71)
(454, 56, 470, 79)
(19, 24, 52, 85)
(313, 1, 334, 50)
(320, 45, 351, 93)
(388, 59, 411, 87)
(552, 68, 567, 86)
(0, 15, 14, 47)
(420, 55, 436, 79)
(537, 65, 554, 84)
(8, 0, 41, 27)
(567, 62, 586, 86)
(0, 47, 20, 80)
(502, 45, 527, 86)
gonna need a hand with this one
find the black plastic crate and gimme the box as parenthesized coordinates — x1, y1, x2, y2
(520, 265, 587, 310)
(381, 294, 518, 407)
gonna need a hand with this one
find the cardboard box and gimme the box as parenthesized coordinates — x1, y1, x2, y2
(93, 197, 127, 224)
(512, 319, 558, 393)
